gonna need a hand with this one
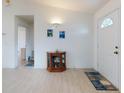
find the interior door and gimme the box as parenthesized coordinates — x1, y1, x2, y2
(97, 9, 120, 89)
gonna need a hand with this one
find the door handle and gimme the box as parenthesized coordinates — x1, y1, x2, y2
(114, 51, 118, 54)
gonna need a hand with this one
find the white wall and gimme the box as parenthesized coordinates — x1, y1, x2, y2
(94, 0, 121, 90)
(2, 0, 94, 69)
(2, 5, 15, 68)
(18, 26, 26, 51)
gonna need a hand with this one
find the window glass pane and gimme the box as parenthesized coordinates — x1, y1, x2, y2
(101, 18, 113, 28)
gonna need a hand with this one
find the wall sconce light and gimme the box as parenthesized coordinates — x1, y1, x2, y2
(5, 0, 11, 6)
(51, 23, 61, 28)
(50, 17, 63, 28)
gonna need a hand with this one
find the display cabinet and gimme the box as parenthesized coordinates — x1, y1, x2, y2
(47, 51, 66, 72)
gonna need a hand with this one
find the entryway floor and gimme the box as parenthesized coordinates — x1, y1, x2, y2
(3, 68, 120, 93)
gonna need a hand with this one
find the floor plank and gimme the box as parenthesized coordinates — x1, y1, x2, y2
(2, 68, 120, 93)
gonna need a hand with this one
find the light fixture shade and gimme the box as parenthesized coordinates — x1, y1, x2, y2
(51, 20, 62, 25)
(52, 23, 61, 28)
(50, 17, 63, 28)
(51, 17, 62, 24)
(5, 0, 11, 6)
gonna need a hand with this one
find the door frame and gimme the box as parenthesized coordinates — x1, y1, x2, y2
(15, 14, 35, 68)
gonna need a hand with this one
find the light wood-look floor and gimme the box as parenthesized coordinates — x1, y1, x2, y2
(3, 68, 120, 93)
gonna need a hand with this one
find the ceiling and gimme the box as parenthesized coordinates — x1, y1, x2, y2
(16, 0, 110, 23)
(31, 0, 110, 13)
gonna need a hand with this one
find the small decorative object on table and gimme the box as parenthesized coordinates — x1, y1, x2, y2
(56, 49, 59, 53)
(47, 51, 66, 72)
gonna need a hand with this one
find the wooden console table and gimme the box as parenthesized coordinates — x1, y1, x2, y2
(47, 52, 66, 72)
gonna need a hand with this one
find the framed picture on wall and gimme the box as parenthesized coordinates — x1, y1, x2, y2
(59, 31, 65, 39)
(47, 29, 53, 37)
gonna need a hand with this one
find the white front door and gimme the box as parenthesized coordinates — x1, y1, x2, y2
(97, 9, 121, 89)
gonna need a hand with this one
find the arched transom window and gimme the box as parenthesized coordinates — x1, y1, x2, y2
(101, 18, 113, 29)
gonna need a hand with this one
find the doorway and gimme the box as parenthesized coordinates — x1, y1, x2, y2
(97, 9, 121, 89)
(16, 15, 34, 68)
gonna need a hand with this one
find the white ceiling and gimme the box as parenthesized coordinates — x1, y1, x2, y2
(31, 0, 110, 13)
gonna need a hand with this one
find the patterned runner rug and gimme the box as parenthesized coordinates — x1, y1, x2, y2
(85, 72, 118, 91)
